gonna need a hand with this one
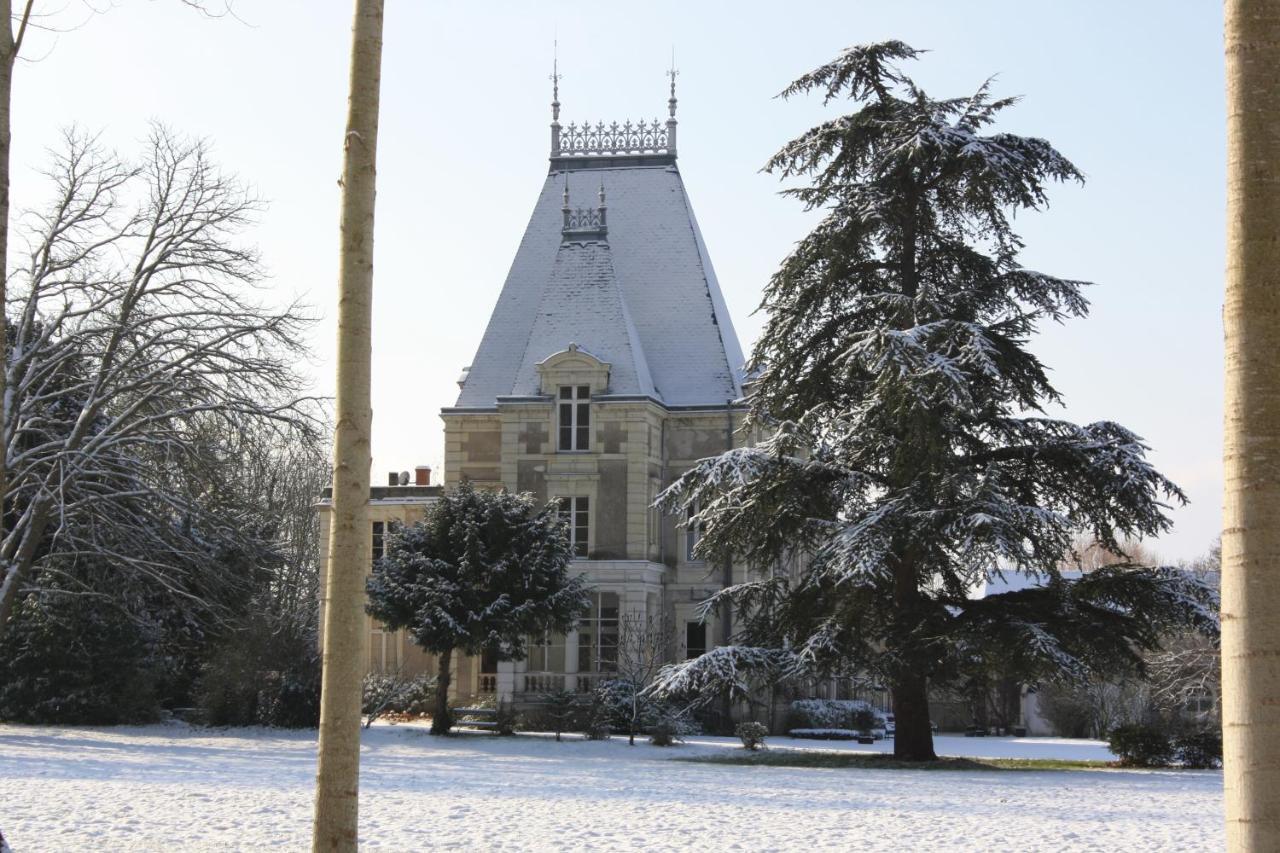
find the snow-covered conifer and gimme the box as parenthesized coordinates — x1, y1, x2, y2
(656, 42, 1215, 761)
(366, 482, 591, 734)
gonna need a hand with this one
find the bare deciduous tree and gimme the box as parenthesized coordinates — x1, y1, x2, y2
(0, 126, 317, 632)
(614, 609, 673, 746)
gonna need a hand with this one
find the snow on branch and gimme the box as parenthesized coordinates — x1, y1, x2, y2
(645, 646, 796, 707)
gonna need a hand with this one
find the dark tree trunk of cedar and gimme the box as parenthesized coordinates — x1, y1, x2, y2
(891, 670, 936, 761)
(432, 647, 453, 735)
(890, 542, 936, 761)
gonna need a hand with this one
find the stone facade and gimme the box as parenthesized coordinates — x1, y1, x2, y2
(442, 351, 751, 700)
(317, 80, 769, 708)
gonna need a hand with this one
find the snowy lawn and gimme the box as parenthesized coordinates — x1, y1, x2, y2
(0, 722, 1222, 851)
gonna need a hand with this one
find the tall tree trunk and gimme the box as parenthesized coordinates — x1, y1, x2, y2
(0, 1, 32, 638)
(1223, 2, 1280, 847)
(890, 545, 936, 761)
(0, 2, 13, 617)
(311, 2, 383, 851)
(432, 647, 454, 735)
(891, 670, 936, 761)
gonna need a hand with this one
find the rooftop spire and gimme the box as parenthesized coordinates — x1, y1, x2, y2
(667, 48, 678, 118)
(665, 50, 679, 155)
(550, 41, 564, 156)
(550, 40, 562, 122)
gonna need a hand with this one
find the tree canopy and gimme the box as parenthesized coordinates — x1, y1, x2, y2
(366, 482, 590, 733)
(652, 42, 1215, 760)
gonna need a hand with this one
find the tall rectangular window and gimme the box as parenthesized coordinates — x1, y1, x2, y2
(558, 385, 591, 451)
(558, 496, 589, 558)
(685, 503, 706, 562)
(686, 621, 707, 660)
(578, 591, 620, 673)
(371, 521, 385, 568)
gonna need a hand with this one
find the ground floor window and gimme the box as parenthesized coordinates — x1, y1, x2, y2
(369, 624, 400, 672)
(686, 621, 707, 660)
(526, 631, 567, 671)
(579, 591, 619, 672)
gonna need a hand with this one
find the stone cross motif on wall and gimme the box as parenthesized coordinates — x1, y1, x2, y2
(461, 430, 502, 462)
(520, 421, 548, 455)
(600, 421, 627, 454)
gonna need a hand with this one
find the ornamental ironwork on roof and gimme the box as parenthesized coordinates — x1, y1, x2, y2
(561, 178, 608, 240)
(556, 119, 671, 158)
(549, 62, 679, 160)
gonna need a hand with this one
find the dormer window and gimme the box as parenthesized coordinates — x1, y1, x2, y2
(558, 385, 591, 451)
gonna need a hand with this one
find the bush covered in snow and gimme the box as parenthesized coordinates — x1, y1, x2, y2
(361, 672, 437, 727)
(1173, 729, 1223, 769)
(786, 699, 882, 732)
(1109, 724, 1175, 767)
(587, 678, 698, 741)
(736, 721, 769, 750)
(648, 720, 682, 747)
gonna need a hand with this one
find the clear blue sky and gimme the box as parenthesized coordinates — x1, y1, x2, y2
(9, 0, 1225, 561)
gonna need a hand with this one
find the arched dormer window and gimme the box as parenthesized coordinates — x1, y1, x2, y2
(536, 344, 610, 454)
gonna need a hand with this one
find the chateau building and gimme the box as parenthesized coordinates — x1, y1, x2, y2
(320, 72, 759, 704)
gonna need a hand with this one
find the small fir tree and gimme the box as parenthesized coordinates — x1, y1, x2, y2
(540, 688, 582, 741)
(366, 482, 590, 734)
(654, 42, 1216, 760)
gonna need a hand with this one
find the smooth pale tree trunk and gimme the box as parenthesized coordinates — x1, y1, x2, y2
(0, 1, 32, 637)
(312, 2, 384, 850)
(1223, 2, 1280, 848)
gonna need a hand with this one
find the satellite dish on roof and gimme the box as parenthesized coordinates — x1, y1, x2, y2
(399, 471, 410, 486)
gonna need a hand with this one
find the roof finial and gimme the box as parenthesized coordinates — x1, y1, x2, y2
(666, 47, 678, 119)
(550, 41, 564, 156)
(550, 40, 562, 122)
(598, 178, 606, 207)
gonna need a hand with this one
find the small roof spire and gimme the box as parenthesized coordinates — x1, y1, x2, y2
(667, 48, 678, 118)
(598, 178, 606, 207)
(550, 40, 562, 122)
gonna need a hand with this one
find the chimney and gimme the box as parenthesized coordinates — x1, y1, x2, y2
(387, 471, 399, 487)
(415, 465, 432, 486)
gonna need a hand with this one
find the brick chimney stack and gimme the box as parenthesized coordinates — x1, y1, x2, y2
(414, 466, 432, 486)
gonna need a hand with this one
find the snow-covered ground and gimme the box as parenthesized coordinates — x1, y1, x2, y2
(0, 722, 1222, 851)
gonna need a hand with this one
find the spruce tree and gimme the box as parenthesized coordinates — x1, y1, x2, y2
(366, 482, 590, 734)
(655, 42, 1216, 761)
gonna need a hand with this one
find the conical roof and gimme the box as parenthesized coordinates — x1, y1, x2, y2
(452, 96, 745, 410)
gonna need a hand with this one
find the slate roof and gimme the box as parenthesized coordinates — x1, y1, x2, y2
(452, 160, 746, 409)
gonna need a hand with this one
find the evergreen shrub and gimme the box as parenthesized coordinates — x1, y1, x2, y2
(736, 721, 769, 750)
(1108, 724, 1174, 767)
(1173, 729, 1223, 769)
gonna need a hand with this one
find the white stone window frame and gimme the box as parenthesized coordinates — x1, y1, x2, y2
(557, 384, 592, 452)
(578, 589, 621, 674)
(557, 494, 590, 558)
